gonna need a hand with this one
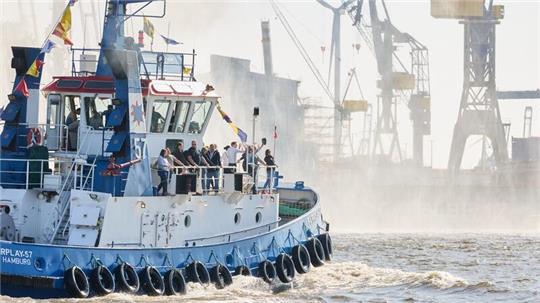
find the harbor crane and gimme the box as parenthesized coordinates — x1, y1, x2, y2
(316, 0, 355, 159)
(344, 0, 431, 165)
(431, 0, 508, 171)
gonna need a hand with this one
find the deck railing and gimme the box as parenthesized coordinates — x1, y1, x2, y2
(151, 164, 278, 195)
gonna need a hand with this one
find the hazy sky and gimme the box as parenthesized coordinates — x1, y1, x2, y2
(1, 0, 538, 168)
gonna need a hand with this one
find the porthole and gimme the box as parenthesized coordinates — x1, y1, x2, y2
(184, 215, 191, 227)
(234, 212, 241, 225)
(255, 212, 262, 224)
(34, 257, 46, 271)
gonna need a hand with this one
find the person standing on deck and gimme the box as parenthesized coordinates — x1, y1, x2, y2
(156, 149, 172, 196)
(225, 141, 244, 173)
(263, 149, 277, 191)
(206, 144, 221, 192)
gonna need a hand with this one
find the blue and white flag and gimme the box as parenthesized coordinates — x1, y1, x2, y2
(40, 40, 56, 54)
(160, 34, 182, 45)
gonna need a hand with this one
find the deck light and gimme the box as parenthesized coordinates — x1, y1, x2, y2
(137, 201, 146, 209)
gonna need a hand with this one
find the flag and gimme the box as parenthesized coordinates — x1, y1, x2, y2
(52, 6, 73, 46)
(160, 34, 181, 45)
(26, 59, 44, 77)
(14, 78, 29, 97)
(217, 106, 248, 143)
(143, 17, 155, 39)
(40, 40, 56, 54)
(273, 125, 278, 139)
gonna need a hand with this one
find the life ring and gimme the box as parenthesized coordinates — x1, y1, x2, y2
(209, 264, 233, 289)
(90, 265, 115, 296)
(186, 261, 210, 284)
(275, 253, 295, 283)
(291, 244, 311, 274)
(64, 266, 90, 298)
(234, 265, 252, 276)
(258, 260, 276, 284)
(114, 262, 140, 293)
(164, 268, 187, 296)
(317, 233, 333, 261)
(305, 237, 325, 267)
(26, 127, 42, 147)
(139, 266, 164, 296)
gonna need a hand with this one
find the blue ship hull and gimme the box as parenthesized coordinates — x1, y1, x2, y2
(0, 203, 326, 298)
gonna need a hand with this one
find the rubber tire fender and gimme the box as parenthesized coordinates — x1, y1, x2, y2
(291, 244, 311, 274)
(317, 233, 333, 261)
(90, 265, 115, 296)
(114, 262, 140, 293)
(275, 253, 295, 283)
(164, 268, 187, 296)
(186, 261, 210, 284)
(209, 264, 233, 289)
(305, 237, 325, 267)
(139, 266, 165, 296)
(234, 265, 252, 276)
(258, 260, 276, 284)
(64, 266, 90, 298)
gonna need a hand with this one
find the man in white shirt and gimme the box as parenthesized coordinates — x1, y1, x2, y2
(225, 141, 244, 173)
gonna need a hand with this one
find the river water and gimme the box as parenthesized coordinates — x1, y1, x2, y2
(1, 233, 539, 303)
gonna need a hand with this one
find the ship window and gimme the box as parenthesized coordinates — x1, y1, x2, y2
(57, 79, 82, 89)
(63, 95, 80, 125)
(188, 100, 211, 134)
(184, 215, 191, 228)
(234, 212, 241, 225)
(83, 81, 114, 90)
(255, 212, 262, 224)
(150, 100, 170, 133)
(168, 101, 190, 133)
(84, 96, 112, 129)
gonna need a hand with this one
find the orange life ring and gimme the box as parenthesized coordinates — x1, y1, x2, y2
(26, 127, 42, 147)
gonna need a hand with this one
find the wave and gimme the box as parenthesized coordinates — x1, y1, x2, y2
(0, 262, 496, 303)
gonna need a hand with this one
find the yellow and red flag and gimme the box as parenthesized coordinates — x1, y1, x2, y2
(52, 6, 73, 46)
(26, 59, 44, 78)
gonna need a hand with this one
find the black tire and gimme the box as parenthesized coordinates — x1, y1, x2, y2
(164, 269, 187, 296)
(305, 238, 325, 267)
(275, 253, 295, 283)
(209, 264, 233, 289)
(317, 233, 333, 261)
(90, 265, 115, 296)
(291, 244, 311, 274)
(139, 266, 164, 296)
(64, 266, 90, 298)
(186, 261, 210, 284)
(258, 260, 276, 284)
(114, 262, 140, 293)
(234, 265, 251, 276)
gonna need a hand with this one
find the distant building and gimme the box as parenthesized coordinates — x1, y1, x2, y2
(207, 54, 314, 172)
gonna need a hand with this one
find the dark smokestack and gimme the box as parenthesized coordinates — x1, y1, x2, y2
(261, 20, 273, 77)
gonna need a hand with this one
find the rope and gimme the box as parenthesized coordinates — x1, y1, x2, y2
(61, 253, 74, 269)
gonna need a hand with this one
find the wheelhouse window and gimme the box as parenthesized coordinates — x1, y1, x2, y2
(64, 95, 80, 125)
(189, 100, 211, 134)
(84, 96, 113, 129)
(168, 101, 190, 133)
(150, 100, 171, 133)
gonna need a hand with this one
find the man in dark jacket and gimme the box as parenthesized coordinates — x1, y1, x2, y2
(206, 144, 221, 191)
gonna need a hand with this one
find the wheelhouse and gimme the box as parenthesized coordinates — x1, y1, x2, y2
(42, 76, 218, 157)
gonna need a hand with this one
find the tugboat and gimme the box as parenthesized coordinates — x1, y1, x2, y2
(0, 0, 331, 298)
